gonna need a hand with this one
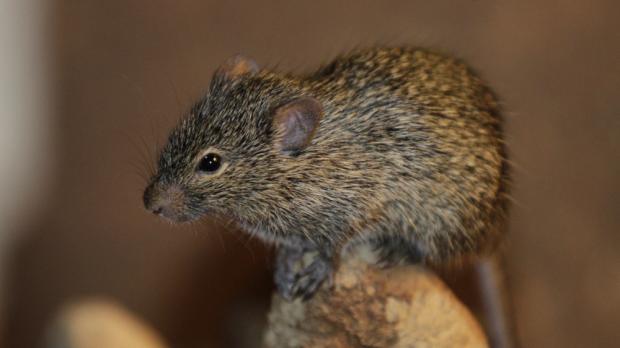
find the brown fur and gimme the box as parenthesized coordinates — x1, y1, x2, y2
(144, 46, 509, 265)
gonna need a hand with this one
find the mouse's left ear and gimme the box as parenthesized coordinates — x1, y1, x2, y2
(214, 55, 259, 80)
(272, 97, 323, 155)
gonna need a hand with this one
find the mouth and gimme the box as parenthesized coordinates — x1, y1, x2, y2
(153, 208, 203, 224)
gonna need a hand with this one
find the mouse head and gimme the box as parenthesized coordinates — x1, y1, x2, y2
(143, 55, 323, 223)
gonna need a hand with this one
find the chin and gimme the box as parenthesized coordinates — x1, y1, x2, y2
(159, 212, 201, 224)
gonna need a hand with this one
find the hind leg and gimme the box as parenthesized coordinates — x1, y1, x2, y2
(365, 234, 425, 267)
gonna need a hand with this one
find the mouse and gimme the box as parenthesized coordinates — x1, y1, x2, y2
(143, 47, 509, 306)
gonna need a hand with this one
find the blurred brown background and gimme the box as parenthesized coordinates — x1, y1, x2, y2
(2, 0, 619, 347)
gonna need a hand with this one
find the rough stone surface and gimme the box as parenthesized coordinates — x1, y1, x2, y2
(263, 253, 488, 348)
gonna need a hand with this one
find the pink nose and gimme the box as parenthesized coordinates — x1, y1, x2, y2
(146, 199, 170, 218)
(143, 183, 186, 221)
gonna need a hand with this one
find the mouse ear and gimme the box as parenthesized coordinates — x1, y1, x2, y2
(214, 54, 259, 80)
(272, 97, 323, 155)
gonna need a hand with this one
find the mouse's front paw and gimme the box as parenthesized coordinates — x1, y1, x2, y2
(274, 245, 333, 301)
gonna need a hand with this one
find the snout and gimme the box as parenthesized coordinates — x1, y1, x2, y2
(143, 182, 192, 223)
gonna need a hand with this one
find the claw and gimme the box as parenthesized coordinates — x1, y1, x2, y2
(274, 244, 333, 301)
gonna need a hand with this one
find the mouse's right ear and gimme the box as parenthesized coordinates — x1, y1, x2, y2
(214, 55, 259, 81)
(272, 97, 323, 156)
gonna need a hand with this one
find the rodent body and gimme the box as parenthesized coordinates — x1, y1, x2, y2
(144, 47, 509, 299)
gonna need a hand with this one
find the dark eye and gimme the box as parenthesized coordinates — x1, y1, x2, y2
(197, 153, 222, 173)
